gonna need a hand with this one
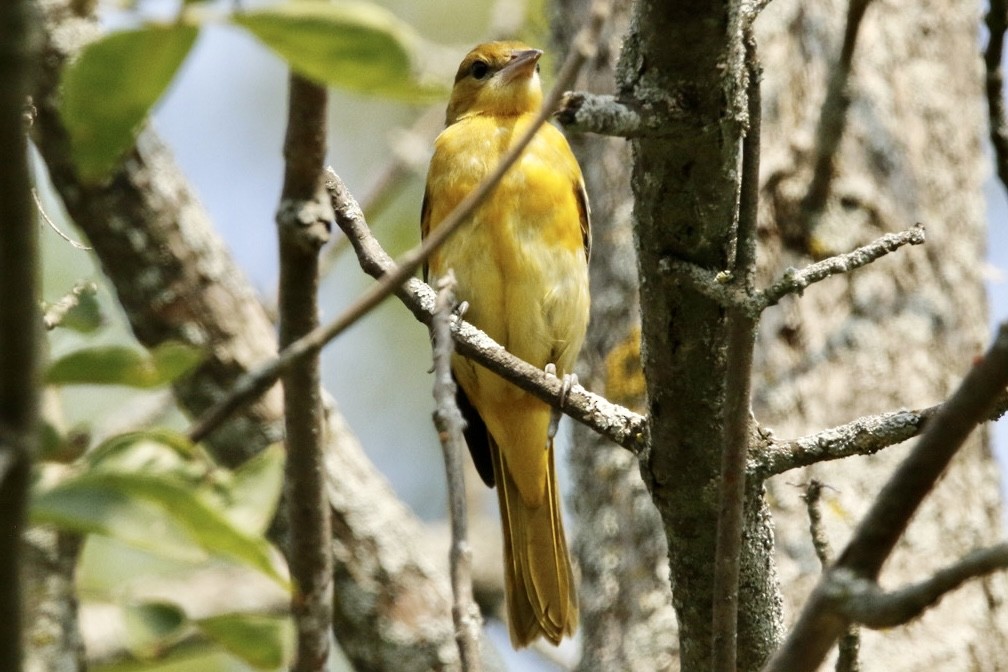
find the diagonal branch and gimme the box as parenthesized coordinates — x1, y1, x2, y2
(756, 223, 925, 310)
(763, 322, 1008, 672)
(327, 172, 648, 454)
(663, 223, 925, 317)
(830, 543, 1008, 629)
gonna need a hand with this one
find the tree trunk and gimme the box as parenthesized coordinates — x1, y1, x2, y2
(552, 1, 680, 670)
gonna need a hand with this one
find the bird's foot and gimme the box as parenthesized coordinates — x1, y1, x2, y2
(545, 363, 578, 440)
(453, 300, 469, 319)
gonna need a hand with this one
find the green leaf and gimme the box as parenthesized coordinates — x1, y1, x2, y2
(233, 0, 446, 100)
(124, 601, 189, 658)
(197, 613, 292, 669)
(60, 23, 199, 182)
(46, 342, 203, 388)
(31, 470, 208, 562)
(223, 443, 285, 535)
(33, 469, 289, 585)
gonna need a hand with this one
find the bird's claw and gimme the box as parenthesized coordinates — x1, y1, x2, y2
(453, 300, 469, 319)
(546, 364, 578, 440)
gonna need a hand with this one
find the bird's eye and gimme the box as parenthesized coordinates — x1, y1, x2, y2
(535, 63, 541, 74)
(470, 60, 490, 80)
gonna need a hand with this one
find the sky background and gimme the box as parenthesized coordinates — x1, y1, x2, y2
(36, 1, 1008, 669)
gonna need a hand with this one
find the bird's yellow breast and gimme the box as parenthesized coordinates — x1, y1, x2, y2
(423, 112, 590, 504)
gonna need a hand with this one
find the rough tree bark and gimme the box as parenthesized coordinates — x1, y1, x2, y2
(557, 0, 1007, 670)
(552, 1, 680, 670)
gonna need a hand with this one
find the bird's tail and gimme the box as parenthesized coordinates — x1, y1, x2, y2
(492, 436, 578, 647)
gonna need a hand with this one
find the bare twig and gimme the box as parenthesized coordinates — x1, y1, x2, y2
(758, 224, 925, 310)
(430, 272, 482, 672)
(803, 481, 861, 672)
(985, 0, 1008, 190)
(276, 73, 333, 672)
(42, 280, 97, 330)
(800, 0, 875, 227)
(33, 188, 91, 250)
(831, 543, 1008, 628)
(763, 322, 1008, 672)
(318, 104, 442, 278)
(555, 92, 684, 137)
(663, 224, 926, 317)
(186, 0, 615, 445)
(0, 0, 39, 666)
(750, 387, 1008, 480)
(711, 29, 761, 672)
(326, 172, 647, 454)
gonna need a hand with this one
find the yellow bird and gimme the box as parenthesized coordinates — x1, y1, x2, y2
(421, 41, 590, 647)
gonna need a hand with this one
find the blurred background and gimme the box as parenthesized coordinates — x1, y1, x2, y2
(34, 0, 1008, 669)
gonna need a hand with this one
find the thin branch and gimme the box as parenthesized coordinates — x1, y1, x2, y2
(555, 92, 683, 137)
(830, 544, 1008, 629)
(711, 29, 761, 672)
(751, 388, 1008, 480)
(42, 280, 97, 331)
(763, 322, 1008, 672)
(800, 0, 875, 226)
(0, 0, 39, 665)
(186, 0, 615, 445)
(757, 223, 925, 310)
(327, 172, 648, 454)
(803, 481, 861, 672)
(276, 73, 333, 672)
(985, 0, 1008, 191)
(658, 258, 749, 308)
(318, 104, 442, 278)
(33, 188, 91, 250)
(430, 272, 482, 672)
(662, 224, 926, 317)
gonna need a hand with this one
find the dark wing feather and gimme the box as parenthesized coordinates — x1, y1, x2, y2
(420, 188, 432, 281)
(574, 180, 591, 261)
(454, 376, 495, 487)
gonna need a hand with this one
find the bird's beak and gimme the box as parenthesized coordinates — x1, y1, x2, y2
(501, 48, 543, 83)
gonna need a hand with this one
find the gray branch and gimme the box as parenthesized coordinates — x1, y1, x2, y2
(828, 543, 1008, 628)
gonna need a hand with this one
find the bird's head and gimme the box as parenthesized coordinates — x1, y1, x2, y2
(445, 41, 544, 125)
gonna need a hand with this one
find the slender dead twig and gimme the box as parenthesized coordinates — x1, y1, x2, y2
(803, 481, 861, 672)
(430, 272, 482, 672)
(711, 28, 761, 672)
(985, 0, 1008, 191)
(276, 73, 333, 672)
(800, 0, 875, 227)
(662, 223, 925, 317)
(758, 224, 925, 310)
(763, 322, 1008, 672)
(33, 188, 91, 250)
(186, 0, 615, 445)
